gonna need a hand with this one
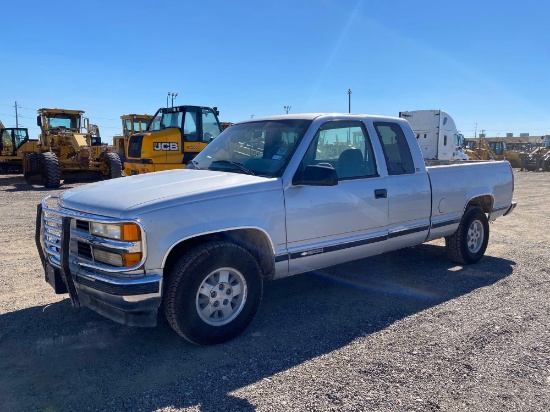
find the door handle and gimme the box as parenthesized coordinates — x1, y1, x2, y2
(374, 189, 387, 199)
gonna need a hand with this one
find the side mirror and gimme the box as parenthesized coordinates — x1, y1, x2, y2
(36, 115, 42, 127)
(293, 165, 338, 186)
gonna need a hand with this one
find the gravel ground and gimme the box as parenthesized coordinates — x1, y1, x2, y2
(0, 171, 548, 412)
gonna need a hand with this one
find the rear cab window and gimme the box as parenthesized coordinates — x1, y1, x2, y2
(373, 122, 415, 175)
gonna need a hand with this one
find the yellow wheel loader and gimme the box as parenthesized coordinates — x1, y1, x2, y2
(23, 108, 122, 188)
(0, 120, 39, 173)
(124, 105, 222, 176)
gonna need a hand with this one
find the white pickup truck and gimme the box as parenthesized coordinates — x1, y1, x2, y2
(36, 113, 516, 345)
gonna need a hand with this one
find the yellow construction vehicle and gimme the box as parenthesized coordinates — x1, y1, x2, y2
(520, 135, 550, 171)
(112, 114, 153, 165)
(0, 120, 39, 172)
(124, 105, 222, 175)
(23, 108, 122, 188)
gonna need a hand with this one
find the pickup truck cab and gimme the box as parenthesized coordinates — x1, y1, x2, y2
(37, 113, 516, 345)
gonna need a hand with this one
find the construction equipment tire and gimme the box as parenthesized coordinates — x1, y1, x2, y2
(104, 152, 122, 179)
(40, 152, 61, 188)
(23, 152, 41, 184)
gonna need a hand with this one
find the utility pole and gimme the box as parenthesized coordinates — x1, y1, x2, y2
(284, 105, 291, 114)
(14, 101, 20, 128)
(474, 123, 477, 139)
(347, 89, 352, 113)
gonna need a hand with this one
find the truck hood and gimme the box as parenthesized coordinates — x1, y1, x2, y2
(59, 169, 279, 218)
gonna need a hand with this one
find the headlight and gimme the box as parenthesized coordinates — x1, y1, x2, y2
(90, 222, 141, 241)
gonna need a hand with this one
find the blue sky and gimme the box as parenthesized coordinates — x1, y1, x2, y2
(1, 0, 549, 141)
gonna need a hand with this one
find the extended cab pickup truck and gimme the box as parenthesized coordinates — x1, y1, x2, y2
(36, 113, 516, 345)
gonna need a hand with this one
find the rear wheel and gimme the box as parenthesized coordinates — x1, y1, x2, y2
(103, 152, 122, 179)
(164, 241, 263, 345)
(40, 152, 61, 188)
(445, 206, 489, 264)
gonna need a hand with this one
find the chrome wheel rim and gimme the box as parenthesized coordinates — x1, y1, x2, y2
(467, 220, 484, 253)
(196, 267, 247, 326)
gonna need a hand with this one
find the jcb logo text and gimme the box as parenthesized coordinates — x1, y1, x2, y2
(153, 142, 179, 151)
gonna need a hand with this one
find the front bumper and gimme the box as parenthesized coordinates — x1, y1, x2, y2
(36, 198, 162, 327)
(503, 201, 517, 216)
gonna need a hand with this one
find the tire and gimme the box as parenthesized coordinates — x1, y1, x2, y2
(24, 152, 41, 184)
(103, 152, 122, 179)
(40, 152, 61, 188)
(164, 241, 263, 345)
(543, 159, 550, 172)
(445, 206, 489, 265)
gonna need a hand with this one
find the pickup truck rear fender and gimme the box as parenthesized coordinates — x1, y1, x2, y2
(427, 193, 494, 241)
(162, 228, 277, 284)
(465, 193, 494, 214)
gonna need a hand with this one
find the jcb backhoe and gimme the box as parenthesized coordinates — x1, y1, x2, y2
(124, 105, 222, 176)
(23, 108, 122, 188)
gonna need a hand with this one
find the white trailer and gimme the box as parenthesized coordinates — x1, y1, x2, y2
(399, 110, 469, 161)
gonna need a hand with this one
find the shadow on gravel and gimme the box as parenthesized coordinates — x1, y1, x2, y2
(0, 243, 514, 412)
(0, 174, 83, 192)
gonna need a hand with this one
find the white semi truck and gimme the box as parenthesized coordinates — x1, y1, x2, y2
(400, 110, 469, 161)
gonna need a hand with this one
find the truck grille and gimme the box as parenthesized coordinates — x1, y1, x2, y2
(76, 220, 90, 231)
(77, 241, 93, 260)
(40, 195, 145, 273)
(127, 134, 144, 158)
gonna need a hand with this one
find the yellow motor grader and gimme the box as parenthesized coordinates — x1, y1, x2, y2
(0, 120, 39, 172)
(23, 108, 122, 188)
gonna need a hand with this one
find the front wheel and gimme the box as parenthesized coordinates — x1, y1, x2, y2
(164, 241, 263, 345)
(445, 206, 489, 264)
(40, 152, 61, 188)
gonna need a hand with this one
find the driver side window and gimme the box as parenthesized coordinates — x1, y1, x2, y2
(298, 121, 377, 180)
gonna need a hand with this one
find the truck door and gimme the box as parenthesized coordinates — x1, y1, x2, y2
(371, 121, 431, 253)
(284, 120, 389, 275)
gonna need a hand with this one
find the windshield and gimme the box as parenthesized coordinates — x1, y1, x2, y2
(1, 128, 29, 153)
(124, 118, 150, 136)
(147, 110, 182, 131)
(47, 114, 80, 130)
(189, 119, 312, 177)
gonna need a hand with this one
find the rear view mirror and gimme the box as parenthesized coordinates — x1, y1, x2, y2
(293, 165, 338, 186)
(36, 115, 42, 127)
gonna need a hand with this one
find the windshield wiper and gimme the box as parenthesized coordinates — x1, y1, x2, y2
(209, 160, 255, 176)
